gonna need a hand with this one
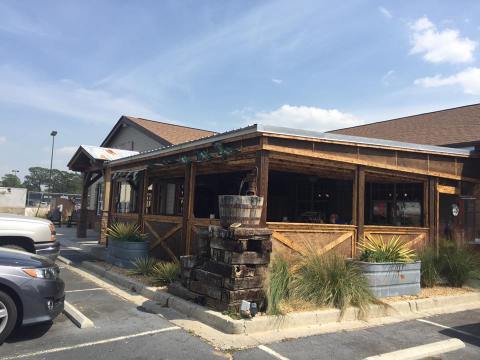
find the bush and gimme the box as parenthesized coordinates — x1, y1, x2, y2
(418, 247, 439, 288)
(292, 254, 376, 317)
(266, 256, 291, 315)
(129, 257, 158, 276)
(359, 235, 415, 263)
(107, 222, 147, 242)
(439, 245, 480, 287)
(151, 262, 180, 286)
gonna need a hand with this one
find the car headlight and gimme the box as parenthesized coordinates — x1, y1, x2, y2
(23, 266, 59, 280)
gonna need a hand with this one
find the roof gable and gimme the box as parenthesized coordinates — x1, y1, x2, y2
(101, 115, 216, 149)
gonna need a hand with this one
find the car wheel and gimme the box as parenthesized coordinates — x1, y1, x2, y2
(0, 290, 17, 344)
(1, 245, 27, 252)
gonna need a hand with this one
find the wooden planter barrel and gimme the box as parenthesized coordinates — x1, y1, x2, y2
(354, 260, 421, 298)
(106, 239, 149, 268)
(218, 195, 264, 228)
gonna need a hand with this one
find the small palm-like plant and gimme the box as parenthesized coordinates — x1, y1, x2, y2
(129, 257, 158, 276)
(107, 222, 147, 242)
(152, 262, 180, 286)
(359, 235, 415, 263)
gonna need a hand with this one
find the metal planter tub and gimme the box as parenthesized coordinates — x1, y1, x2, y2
(354, 260, 421, 298)
(106, 239, 149, 268)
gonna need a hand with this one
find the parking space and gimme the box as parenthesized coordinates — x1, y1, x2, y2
(232, 310, 480, 360)
(0, 263, 226, 360)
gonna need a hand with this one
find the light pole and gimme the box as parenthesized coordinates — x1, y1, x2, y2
(49, 131, 57, 192)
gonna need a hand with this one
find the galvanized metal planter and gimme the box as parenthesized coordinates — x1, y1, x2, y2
(106, 239, 149, 268)
(354, 260, 421, 298)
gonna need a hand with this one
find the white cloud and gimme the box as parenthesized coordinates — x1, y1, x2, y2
(378, 7, 392, 19)
(381, 70, 395, 86)
(0, 66, 162, 124)
(409, 16, 477, 63)
(0, 136, 6, 145)
(245, 105, 362, 132)
(271, 78, 283, 85)
(414, 67, 480, 95)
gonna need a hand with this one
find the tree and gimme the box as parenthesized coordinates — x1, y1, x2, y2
(1, 174, 22, 188)
(23, 167, 82, 194)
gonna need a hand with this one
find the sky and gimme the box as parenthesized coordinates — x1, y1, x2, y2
(1, 0, 480, 179)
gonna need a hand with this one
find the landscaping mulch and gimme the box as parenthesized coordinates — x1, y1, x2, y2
(90, 259, 155, 287)
(383, 286, 475, 303)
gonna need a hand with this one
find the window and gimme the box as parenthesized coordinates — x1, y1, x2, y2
(114, 180, 138, 213)
(365, 182, 424, 227)
(150, 180, 184, 216)
(96, 182, 103, 215)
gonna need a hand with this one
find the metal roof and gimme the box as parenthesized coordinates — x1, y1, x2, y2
(107, 124, 474, 167)
(79, 145, 139, 161)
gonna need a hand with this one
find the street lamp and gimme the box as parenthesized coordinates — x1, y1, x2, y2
(49, 131, 57, 192)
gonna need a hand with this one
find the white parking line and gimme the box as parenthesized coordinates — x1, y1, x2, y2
(3, 326, 180, 360)
(258, 345, 290, 360)
(417, 318, 480, 340)
(65, 288, 104, 293)
(61, 246, 83, 251)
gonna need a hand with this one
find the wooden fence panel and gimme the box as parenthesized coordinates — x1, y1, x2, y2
(143, 215, 183, 262)
(267, 222, 357, 258)
(363, 226, 430, 251)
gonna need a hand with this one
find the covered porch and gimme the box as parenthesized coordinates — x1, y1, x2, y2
(101, 125, 480, 261)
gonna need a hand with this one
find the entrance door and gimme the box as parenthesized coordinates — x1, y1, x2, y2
(439, 194, 476, 245)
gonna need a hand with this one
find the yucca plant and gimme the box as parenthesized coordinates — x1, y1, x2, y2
(359, 235, 416, 263)
(151, 261, 180, 286)
(129, 257, 158, 276)
(107, 222, 147, 242)
(418, 246, 439, 287)
(266, 256, 292, 315)
(292, 253, 376, 317)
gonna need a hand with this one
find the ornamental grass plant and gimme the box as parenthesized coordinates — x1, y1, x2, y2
(151, 261, 180, 286)
(266, 255, 292, 315)
(439, 244, 480, 287)
(418, 246, 439, 288)
(129, 257, 158, 276)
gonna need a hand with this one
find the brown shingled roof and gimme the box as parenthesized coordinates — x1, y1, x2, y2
(125, 116, 216, 145)
(330, 103, 480, 147)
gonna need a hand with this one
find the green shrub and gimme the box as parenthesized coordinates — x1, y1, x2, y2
(266, 256, 291, 315)
(360, 235, 415, 263)
(418, 247, 439, 288)
(107, 222, 147, 242)
(152, 262, 180, 286)
(439, 245, 480, 287)
(292, 254, 376, 317)
(129, 257, 158, 276)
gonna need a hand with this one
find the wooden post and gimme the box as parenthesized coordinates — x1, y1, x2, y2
(356, 166, 365, 247)
(138, 168, 149, 232)
(352, 168, 358, 226)
(182, 162, 196, 255)
(428, 177, 439, 252)
(423, 180, 429, 229)
(100, 167, 112, 245)
(256, 149, 270, 226)
(77, 172, 90, 238)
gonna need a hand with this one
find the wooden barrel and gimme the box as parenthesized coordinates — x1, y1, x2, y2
(218, 195, 264, 228)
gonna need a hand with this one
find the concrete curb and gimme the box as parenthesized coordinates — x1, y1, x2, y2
(63, 300, 94, 328)
(76, 260, 480, 335)
(363, 338, 465, 360)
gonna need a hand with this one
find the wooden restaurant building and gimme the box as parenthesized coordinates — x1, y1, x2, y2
(71, 123, 480, 261)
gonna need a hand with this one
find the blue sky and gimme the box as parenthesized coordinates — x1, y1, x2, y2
(1, 0, 480, 179)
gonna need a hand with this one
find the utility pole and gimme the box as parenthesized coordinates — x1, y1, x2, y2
(49, 131, 57, 192)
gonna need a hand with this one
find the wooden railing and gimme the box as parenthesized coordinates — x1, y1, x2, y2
(363, 225, 430, 250)
(267, 222, 357, 257)
(142, 214, 183, 262)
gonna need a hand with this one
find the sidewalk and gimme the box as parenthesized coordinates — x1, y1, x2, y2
(56, 226, 106, 263)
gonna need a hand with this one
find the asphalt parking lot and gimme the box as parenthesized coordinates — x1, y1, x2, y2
(0, 264, 226, 360)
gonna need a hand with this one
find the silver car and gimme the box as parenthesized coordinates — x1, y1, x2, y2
(0, 213, 59, 260)
(0, 248, 65, 343)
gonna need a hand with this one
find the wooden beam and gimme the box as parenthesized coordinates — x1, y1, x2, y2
(138, 168, 149, 232)
(100, 167, 112, 245)
(357, 166, 365, 247)
(256, 149, 270, 225)
(77, 172, 90, 238)
(437, 184, 460, 195)
(428, 178, 438, 250)
(271, 231, 305, 255)
(318, 232, 353, 256)
(182, 162, 196, 255)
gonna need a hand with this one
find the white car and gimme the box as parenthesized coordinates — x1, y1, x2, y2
(0, 213, 59, 260)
